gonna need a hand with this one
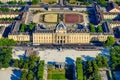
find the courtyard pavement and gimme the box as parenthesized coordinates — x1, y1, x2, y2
(38, 49, 103, 64)
(0, 68, 21, 80)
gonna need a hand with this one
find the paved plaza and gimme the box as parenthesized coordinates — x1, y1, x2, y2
(38, 49, 109, 64)
(0, 68, 21, 80)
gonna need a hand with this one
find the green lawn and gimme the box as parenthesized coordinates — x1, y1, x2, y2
(47, 69, 67, 80)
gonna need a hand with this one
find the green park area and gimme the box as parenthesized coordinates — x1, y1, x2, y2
(47, 64, 73, 80)
(47, 67, 67, 80)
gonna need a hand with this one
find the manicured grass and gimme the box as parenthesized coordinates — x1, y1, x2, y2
(47, 69, 67, 80)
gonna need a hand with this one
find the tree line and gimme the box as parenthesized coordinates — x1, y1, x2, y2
(110, 46, 120, 70)
(20, 22, 35, 32)
(89, 23, 103, 33)
(76, 56, 108, 80)
(13, 55, 44, 80)
(0, 47, 12, 68)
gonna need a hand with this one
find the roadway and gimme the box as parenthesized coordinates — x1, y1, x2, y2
(0, 4, 92, 9)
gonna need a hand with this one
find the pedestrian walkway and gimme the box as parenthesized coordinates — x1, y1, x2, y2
(43, 65, 48, 80)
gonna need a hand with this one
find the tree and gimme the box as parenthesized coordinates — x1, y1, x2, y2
(89, 23, 96, 32)
(32, 0, 39, 5)
(29, 23, 34, 31)
(96, 56, 103, 68)
(76, 57, 83, 80)
(19, 59, 24, 68)
(104, 36, 115, 47)
(83, 75, 87, 80)
(102, 56, 108, 67)
(110, 46, 120, 70)
(23, 61, 28, 69)
(27, 70, 33, 80)
(20, 23, 27, 32)
(37, 60, 45, 80)
(20, 70, 27, 80)
(0, 48, 12, 68)
(13, 59, 19, 67)
(87, 60, 93, 74)
(97, 25, 103, 33)
(92, 60, 98, 73)
(0, 38, 16, 46)
(2, 63, 9, 68)
(7, 1, 17, 4)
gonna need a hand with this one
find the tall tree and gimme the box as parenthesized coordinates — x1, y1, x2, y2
(104, 36, 115, 46)
(0, 48, 12, 68)
(97, 25, 103, 33)
(89, 23, 96, 32)
(13, 59, 19, 67)
(76, 57, 83, 80)
(32, 0, 39, 5)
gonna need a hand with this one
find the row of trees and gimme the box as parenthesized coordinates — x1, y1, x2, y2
(0, 38, 16, 46)
(96, 56, 108, 68)
(76, 57, 83, 80)
(76, 56, 109, 80)
(20, 23, 35, 32)
(0, 0, 41, 5)
(86, 60, 101, 80)
(0, 8, 19, 12)
(13, 55, 45, 80)
(32, 0, 39, 5)
(110, 46, 120, 70)
(0, 8, 10, 12)
(7, 1, 27, 5)
(0, 17, 15, 21)
(0, 47, 12, 68)
(89, 24, 103, 33)
(67, 0, 107, 6)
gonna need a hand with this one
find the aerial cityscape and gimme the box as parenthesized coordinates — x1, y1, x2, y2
(0, 0, 120, 80)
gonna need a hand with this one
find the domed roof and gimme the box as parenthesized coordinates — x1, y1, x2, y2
(56, 21, 66, 30)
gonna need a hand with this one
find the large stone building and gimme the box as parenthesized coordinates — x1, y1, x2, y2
(100, 2, 120, 29)
(8, 21, 30, 41)
(5, 2, 115, 44)
(33, 21, 113, 45)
